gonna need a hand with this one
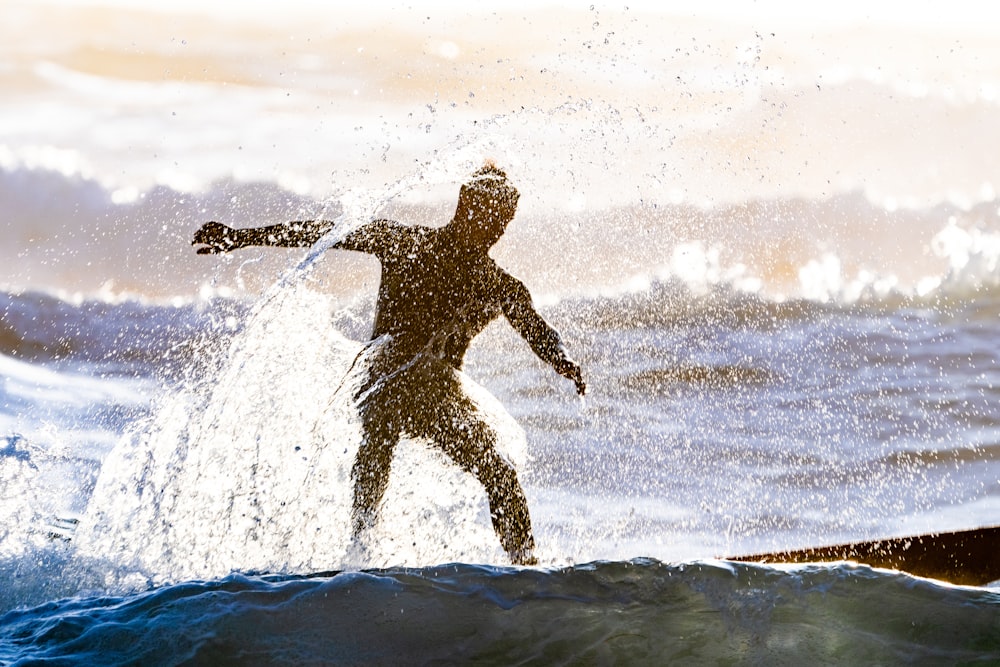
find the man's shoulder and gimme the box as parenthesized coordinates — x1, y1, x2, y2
(490, 265, 531, 300)
(490, 261, 521, 283)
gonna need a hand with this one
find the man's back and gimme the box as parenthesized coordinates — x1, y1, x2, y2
(341, 221, 512, 369)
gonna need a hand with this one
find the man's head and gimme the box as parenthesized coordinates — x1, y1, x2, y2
(453, 161, 520, 248)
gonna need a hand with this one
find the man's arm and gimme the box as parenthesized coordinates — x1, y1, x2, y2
(192, 220, 333, 254)
(192, 219, 399, 255)
(502, 276, 587, 395)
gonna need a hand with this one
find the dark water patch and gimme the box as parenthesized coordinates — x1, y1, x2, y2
(0, 435, 34, 467)
(2, 560, 998, 665)
(618, 363, 781, 396)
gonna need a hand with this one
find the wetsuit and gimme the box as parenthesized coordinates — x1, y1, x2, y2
(195, 215, 581, 563)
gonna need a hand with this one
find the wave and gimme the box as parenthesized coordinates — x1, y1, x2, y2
(6, 147, 1000, 309)
(0, 149, 334, 299)
(0, 289, 247, 377)
(1, 560, 998, 665)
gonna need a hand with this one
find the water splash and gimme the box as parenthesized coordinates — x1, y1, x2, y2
(75, 143, 533, 582)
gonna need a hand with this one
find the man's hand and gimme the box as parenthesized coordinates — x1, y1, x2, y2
(556, 359, 587, 396)
(192, 221, 239, 254)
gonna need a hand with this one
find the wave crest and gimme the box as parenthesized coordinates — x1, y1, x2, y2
(3, 560, 998, 664)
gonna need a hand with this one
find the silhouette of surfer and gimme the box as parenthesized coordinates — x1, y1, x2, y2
(192, 162, 585, 565)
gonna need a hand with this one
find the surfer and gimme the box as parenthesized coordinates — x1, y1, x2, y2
(192, 162, 586, 565)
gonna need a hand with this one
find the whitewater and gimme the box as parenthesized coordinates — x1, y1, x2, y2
(3, 0, 1000, 663)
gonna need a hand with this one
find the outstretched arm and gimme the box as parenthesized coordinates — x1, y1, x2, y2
(193, 218, 401, 255)
(192, 220, 333, 254)
(502, 277, 587, 396)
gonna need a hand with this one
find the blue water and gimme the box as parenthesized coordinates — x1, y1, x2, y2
(3, 560, 999, 666)
(3, 277, 1000, 663)
(5, 2, 1000, 659)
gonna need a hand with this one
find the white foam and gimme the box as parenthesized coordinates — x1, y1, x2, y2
(76, 146, 538, 579)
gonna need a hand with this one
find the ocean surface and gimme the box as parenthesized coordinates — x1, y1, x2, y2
(3, 0, 1000, 663)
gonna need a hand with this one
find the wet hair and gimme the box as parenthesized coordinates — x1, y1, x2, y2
(459, 161, 520, 211)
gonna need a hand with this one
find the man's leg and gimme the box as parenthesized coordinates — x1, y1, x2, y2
(418, 395, 537, 565)
(472, 441, 537, 566)
(350, 414, 399, 537)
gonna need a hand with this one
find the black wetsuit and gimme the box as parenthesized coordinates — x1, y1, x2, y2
(194, 214, 581, 564)
(338, 219, 567, 370)
(336, 220, 571, 562)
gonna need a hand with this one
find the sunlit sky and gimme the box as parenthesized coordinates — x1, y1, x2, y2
(33, 0, 1000, 30)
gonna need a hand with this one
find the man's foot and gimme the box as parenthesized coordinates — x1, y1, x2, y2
(509, 549, 538, 566)
(351, 508, 377, 538)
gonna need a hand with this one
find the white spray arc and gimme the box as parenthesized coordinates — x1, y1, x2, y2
(75, 141, 532, 582)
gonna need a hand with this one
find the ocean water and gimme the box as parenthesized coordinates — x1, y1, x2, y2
(3, 0, 1000, 663)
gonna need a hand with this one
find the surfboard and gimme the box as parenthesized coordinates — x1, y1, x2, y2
(725, 525, 1000, 586)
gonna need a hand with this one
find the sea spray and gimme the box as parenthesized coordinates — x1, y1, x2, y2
(75, 146, 537, 581)
(4, 3, 1000, 661)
